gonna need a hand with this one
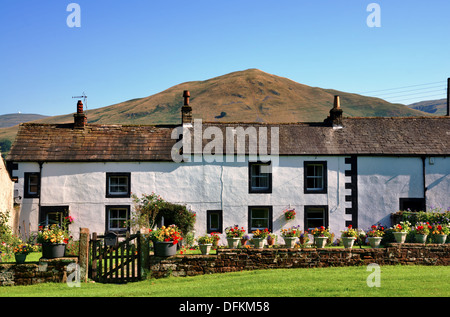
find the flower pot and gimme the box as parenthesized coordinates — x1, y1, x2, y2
(283, 237, 297, 248)
(415, 234, 427, 244)
(227, 237, 240, 248)
(154, 241, 177, 257)
(199, 244, 212, 255)
(393, 232, 408, 244)
(368, 237, 382, 248)
(42, 243, 66, 259)
(267, 237, 276, 246)
(435, 234, 447, 244)
(252, 238, 265, 249)
(341, 236, 356, 249)
(314, 236, 328, 248)
(15, 254, 27, 264)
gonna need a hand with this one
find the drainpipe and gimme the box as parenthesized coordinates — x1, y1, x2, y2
(421, 156, 427, 211)
(38, 161, 43, 224)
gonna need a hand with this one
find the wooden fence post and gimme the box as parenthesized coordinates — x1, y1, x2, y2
(78, 228, 90, 283)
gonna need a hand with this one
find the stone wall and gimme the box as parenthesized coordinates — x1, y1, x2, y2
(149, 244, 450, 279)
(0, 257, 78, 286)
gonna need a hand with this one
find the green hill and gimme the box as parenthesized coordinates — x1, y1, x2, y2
(0, 69, 430, 157)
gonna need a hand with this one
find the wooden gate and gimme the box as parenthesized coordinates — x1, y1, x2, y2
(90, 231, 142, 283)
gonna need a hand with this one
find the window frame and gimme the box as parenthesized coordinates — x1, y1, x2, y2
(248, 206, 273, 232)
(24, 172, 40, 198)
(304, 161, 327, 194)
(105, 205, 130, 234)
(106, 172, 131, 198)
(248, 161, 272, 194)
(206, 210, 223, 233)
(39, 206, 69, 228)
(304, 205, 329, 231)
(399, 198, 425, 212)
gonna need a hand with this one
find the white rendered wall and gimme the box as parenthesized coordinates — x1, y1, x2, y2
(425, 156, 450, 211)
(12, 155, 449, 243)
(358, 156, 425, 230)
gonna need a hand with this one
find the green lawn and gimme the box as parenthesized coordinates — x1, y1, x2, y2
(1, 265, 449, 297)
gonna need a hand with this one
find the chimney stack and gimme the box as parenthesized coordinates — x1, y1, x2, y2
(74, 100, 87, 128)
(329, 95, 343, 128)
(181, 90, 192, 125)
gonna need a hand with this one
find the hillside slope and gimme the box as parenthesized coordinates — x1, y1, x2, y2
(1, 69, 430, 156)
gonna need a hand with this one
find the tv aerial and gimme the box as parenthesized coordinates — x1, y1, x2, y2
(72, 92, 87, 111)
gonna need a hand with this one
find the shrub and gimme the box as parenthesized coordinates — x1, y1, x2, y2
(131, 192, 196, 238)
(0, 210, 21, 261)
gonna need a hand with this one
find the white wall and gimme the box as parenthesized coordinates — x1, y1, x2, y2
(13, 156, 349, 241)
(425, 156, 450, 211)
(12, 155, 450, 242)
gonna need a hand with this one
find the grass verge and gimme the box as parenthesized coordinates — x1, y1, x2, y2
(0, 265, 448, 297)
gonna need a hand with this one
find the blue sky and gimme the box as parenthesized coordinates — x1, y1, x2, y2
(0, 0, 449, 116)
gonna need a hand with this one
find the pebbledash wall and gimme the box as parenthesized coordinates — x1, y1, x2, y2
(13, 154, 450, 243)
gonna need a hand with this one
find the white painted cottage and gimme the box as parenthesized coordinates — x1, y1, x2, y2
(6, 92, 450, 242)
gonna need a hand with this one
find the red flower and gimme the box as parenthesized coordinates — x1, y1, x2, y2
(348, 225, 352, 229)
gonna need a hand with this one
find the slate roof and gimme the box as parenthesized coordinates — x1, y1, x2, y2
(6, 117, 450, 162)
(197, 117, 450, 156)
(7, 123, 178, 162)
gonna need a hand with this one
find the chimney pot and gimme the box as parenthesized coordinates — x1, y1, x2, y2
(74, 100, 87, 129)
(334, 95, 341, 109)
(181, 90, 192, 125)
(328, 95, 343, 128)
(183, 90, 190, 105)
(77, 100, 84, 113)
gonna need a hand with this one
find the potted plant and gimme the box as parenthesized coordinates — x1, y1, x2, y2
(281, 226, 300, 248)
(340, 225, 359, 248)
(149, 224, 183, 257)
(37, 224, 70, 259)
(299, 231, 310, 246)
(311, 226, 332, 248)
(283, 209, 296, 221)
(252, 228, 269, 249)
(267, 233, 277, 246)
(390, 221, 411, 243)
(366, 224, 385, 248)
(13, 243, 33, 264)
(413, 222, 432, 244)
(225, 225, 246, 248)
(431, 224, 449, 244)
(197, 234, 214, 255)
(210, 232, 220, 247)
(241, 235, 250, 246)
